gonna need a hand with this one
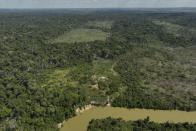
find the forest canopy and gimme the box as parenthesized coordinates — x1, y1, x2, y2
(0, 9, 196, 130)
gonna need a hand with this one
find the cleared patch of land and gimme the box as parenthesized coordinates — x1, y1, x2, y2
(40, 68, 79, 88)
(53, 28, 108, 43)
(39, 59, 122, 104)
(86, 21, 113, 30)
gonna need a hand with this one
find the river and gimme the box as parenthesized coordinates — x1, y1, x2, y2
(60, 107, 196, 131)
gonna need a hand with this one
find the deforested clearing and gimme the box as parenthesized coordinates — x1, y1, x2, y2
(53, 28, 108, 43)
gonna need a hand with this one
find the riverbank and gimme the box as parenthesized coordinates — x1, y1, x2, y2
(60, 107, 196, 131)
(57, 104, 95, 128)
(75, 104, 94, 114)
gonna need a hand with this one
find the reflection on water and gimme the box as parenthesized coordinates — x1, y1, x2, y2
(60, 107, 196, 131)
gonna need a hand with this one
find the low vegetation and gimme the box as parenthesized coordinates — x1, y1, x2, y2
(86, 21, 113, 30)
(53, 28, 108, 43)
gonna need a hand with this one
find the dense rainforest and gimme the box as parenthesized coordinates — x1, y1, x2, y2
(0, 9, 196, 130)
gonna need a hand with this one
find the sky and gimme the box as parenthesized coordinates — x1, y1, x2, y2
(0, 0, 196, 8)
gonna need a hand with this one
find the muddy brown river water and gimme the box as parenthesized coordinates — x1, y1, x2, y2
(60, 107, 196, 131)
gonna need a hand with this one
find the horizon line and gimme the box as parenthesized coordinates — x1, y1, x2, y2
(1, 7, 196, 10)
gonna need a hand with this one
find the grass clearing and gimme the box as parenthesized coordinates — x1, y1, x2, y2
(86, 21, 113, 30)
(92, 59, 114, 77)
(40, 68, 79, 89)
(53, 28, 108, 43)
